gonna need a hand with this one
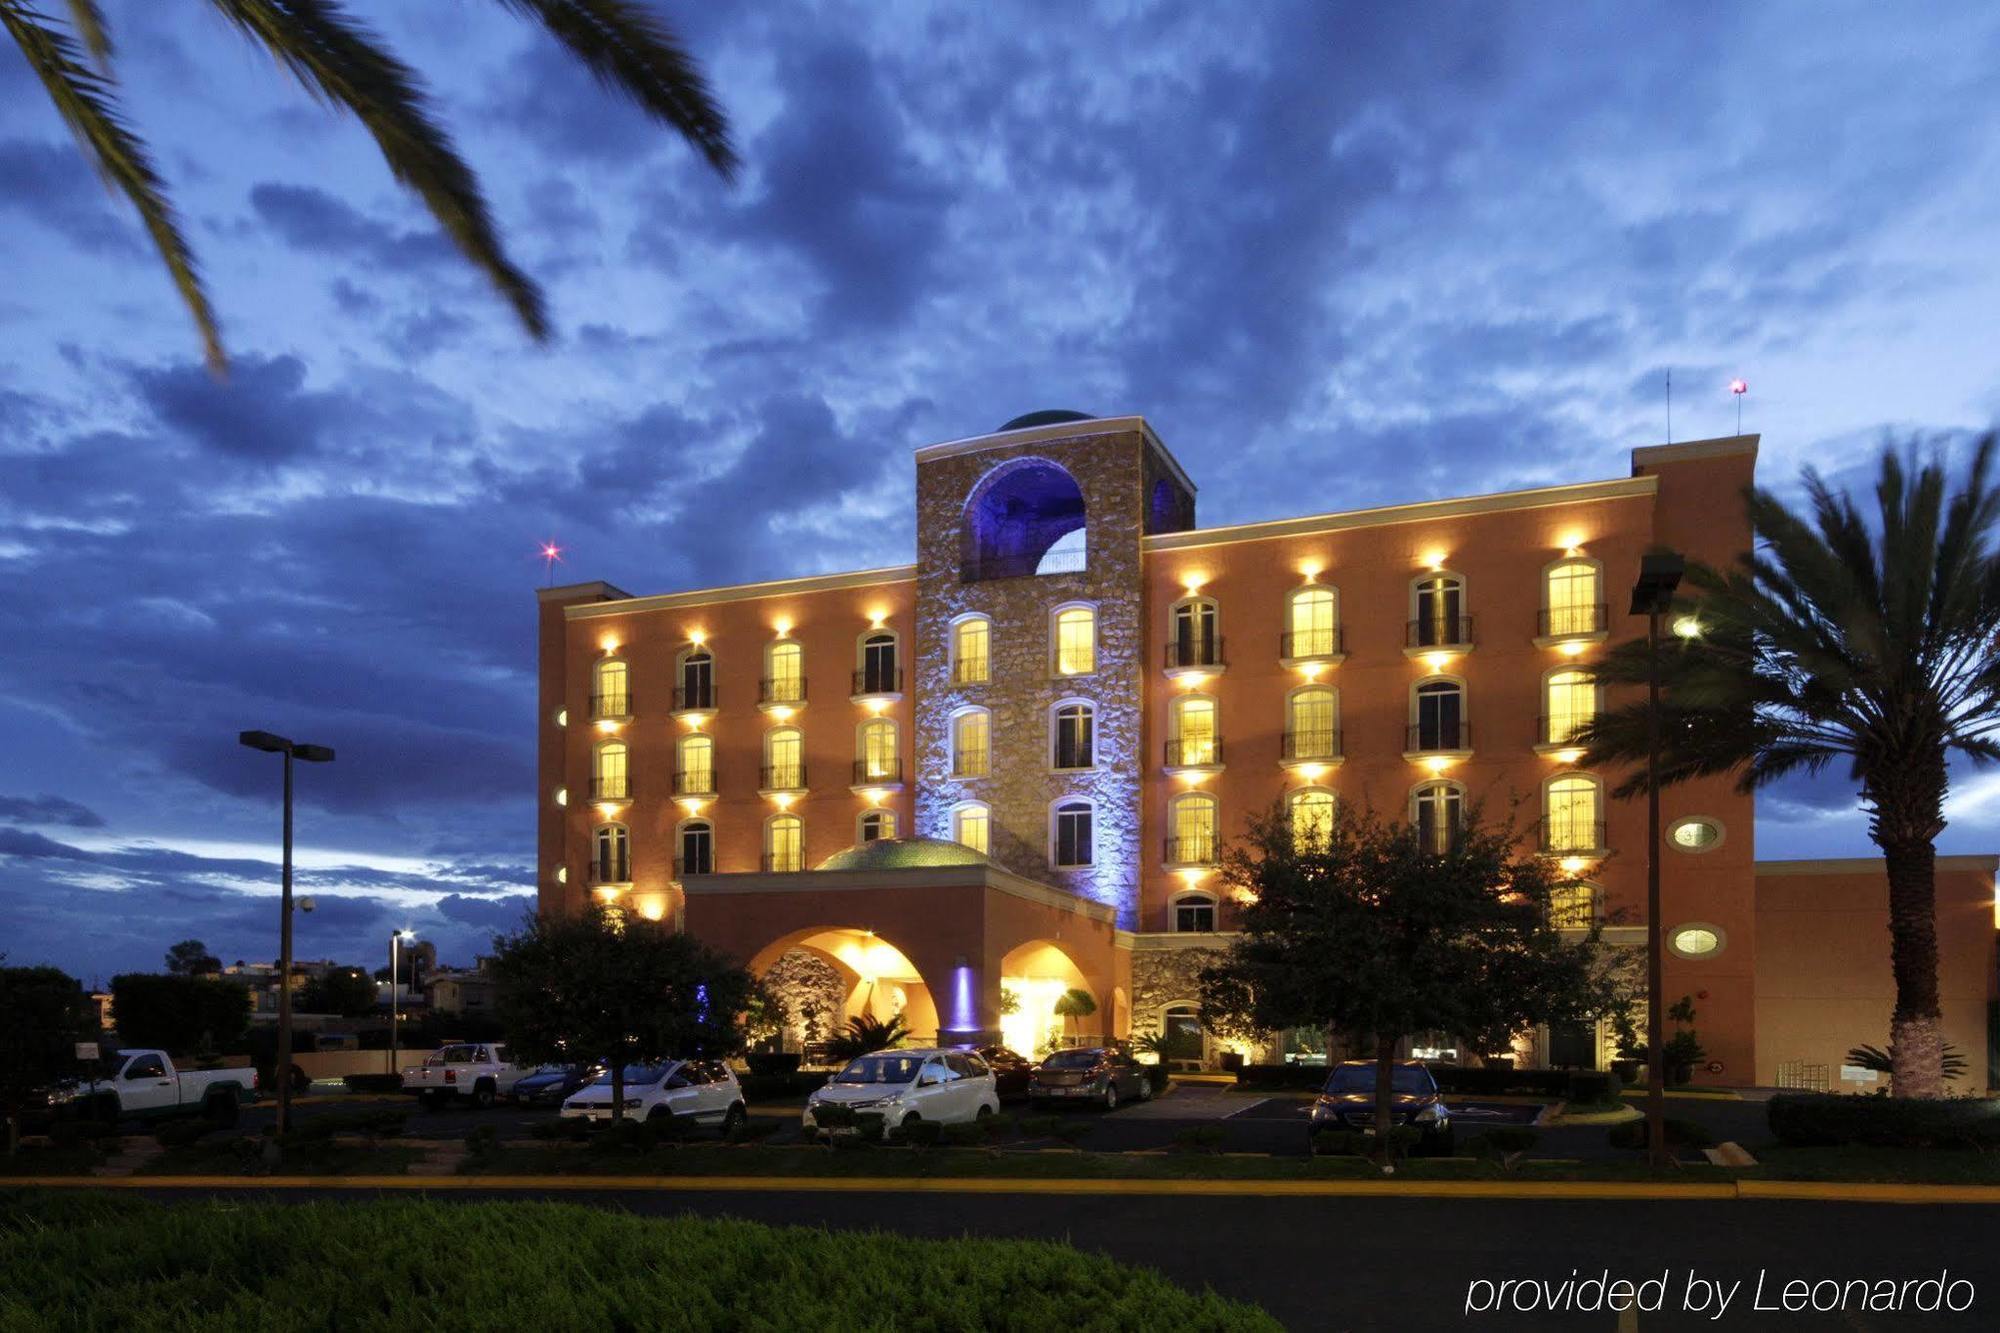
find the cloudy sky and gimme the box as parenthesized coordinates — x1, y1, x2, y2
(4, 2, 1999, 983)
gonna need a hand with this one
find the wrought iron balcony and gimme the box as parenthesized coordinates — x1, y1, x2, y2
(853, 759, 903, 786)
(1538, 604, 1609, 638)
(589, 859, 630, 885)
(760, 852, 804, 874)
(758, 677, 807, 706)
(672, 769, 717, 797)
(671, 855, 713, 878)
(672, 684, 717, 713)
(758, 764, 807, 792)
(1163, 637, 1225, 671)
(588, 776, 631, 801)
(1537, 714, 1593, 748)
(589, 693, 632, 721)
(951, 658, 989, 686)
(1405, 615, 1475, 649)
(1279, 627, 1345, 661)
(952, 748, 990, 779)
(1405, 721, 1472, 753)
(1541, 821, 1609, 856)
(851, 669, 904, 697)
(1164, 835, 1218, 866)
(1164, 738, 1223, 768)
(1281, 728, 1342, 762)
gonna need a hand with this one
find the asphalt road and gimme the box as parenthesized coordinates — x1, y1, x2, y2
(131, 1186, 2000, 1331)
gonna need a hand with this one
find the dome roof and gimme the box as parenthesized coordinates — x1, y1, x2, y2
(815, 837, 991, 873)
(997, 409, 1095, 432)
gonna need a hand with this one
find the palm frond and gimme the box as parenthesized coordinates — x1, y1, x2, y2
(61, 0, 107, 61)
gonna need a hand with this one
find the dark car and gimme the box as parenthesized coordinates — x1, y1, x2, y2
(1308, 1060, 1453, 1152)
(511, 1062, 604, 1107)
(962, 1045, 1033, 1099)
(1028, 1047, 1151, 1110)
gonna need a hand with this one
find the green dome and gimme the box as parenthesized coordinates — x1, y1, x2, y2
(815, 837, 990, 873)
(997, 409, 1095, 432)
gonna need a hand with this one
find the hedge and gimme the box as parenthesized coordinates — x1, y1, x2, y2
(0, 1195, 1280, 1329)
(1606, 1116, 1713, 1150)
(1234, 1063, 1619, 1102)
(1767, 1094, 2000, 1148)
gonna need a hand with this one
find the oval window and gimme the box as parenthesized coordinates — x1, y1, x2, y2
(1668, 924, 1724, 959)
(1667, 817, 1723, 852)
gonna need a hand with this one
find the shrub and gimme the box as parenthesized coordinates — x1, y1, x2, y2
(978, 1113, 1017, 1140)
(1606, 1117, 1713, 1150)
(1049, 1118, 1092, 1145)
(901, 1119, 944, 1149)
(1142, 1063, 1173, 1096)
(726, 1116, 778, 1143)
(46, 1120, 114, 1149)
(530, 1119, 590, 1142)
(1565, 1071, 1620, 1104)
(154, 1119, 217, 1149)
(1017, 1115, 1061, 1140)
(464, 1125, 500, 1158)
(941, 1122, 987, 1148)
(283, 1109, 405, 1145)
(1171, 1125, 1225, 1154)
(588, 1119, 659, 1154)
(1767, 1094, 2000, 1148)
(1311, 1128, 1418, 1157)
(1465, 1127, 1539, 1167)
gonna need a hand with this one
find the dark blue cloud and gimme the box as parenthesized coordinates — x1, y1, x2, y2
(0, 794, 104, 828)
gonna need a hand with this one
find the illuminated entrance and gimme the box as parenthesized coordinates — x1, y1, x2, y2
(998, 939, 1098, 1057)
(751, 927, 939, 1041)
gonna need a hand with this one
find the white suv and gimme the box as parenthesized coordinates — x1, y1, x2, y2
(560, 1058, 745, 1136)
(803, 1048, 999, 1138)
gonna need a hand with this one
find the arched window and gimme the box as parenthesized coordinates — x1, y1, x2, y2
(1545, 775, 1604, 852)
(1168, 792, 1217, 865)
(961, 456, 1087, 581)
(1052, 799, 1093, 868)
(1052, 605, 1096, 676)
(952, 708, 990, 778)
(763, 727, 804, 791)
(859, 809, 897, 843)
(1172, 893, 1217, 933)
(764, 813, 803, 873)
(676, 819, 712, 876)
(762, 639, 804, 707)
(592, 823, 630, 883)
(1052, 701, 1095, 770)
(1412, 780, 1463, 854)
(676, 646, 715, 712)
(591, 658, 630, 719)
(1543, 558, 1603, 638)
(1288, 788, 1335, 850)
(951, 616, 991, 685)
(1411, 573, 1469, 648)
(952, 802, 990, 854)
(675, 733, 715, 796)
(591, 740, 629, 800)
(857, 717, 899, 783)
(1412, 678, 1466, 751)
(1285, 586, 1339, 660)
(1544, 668, 1597, 746)
(1550, 881, 1598, 928)
(1169, 596, 1220, 669)
(856, 631, 900, 696)
(1160, 1003, 1205, 1063)
(1168, 694, 1218, 767)
(1284, 685, 1338, 762)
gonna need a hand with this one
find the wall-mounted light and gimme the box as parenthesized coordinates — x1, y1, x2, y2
(1176, 867, 1209, 887)
(1421, 549, 1448, 571)
(770, 706, 794, 722)
(771, 792, 795, 811)
(863, 698, 888, 716)
(1296, 763, 1326, 782)
(594, 719, 620, 734)
(773, 617, 793, 636)
(859, 788, 885, 806)
(554, 787, 568, 807)
(1559, 640, 1588, 658)
(1553, 748, 1584, 765)
(867, 607, 889, 628)
(1423, 755, 1454, 774)
(599, 635, 620, 653)
(688, 628, 708, 646)
(1557, 531, 1586, 554)
(1297, 560, 1323, 581)
(1422, 652, 1454, 672)
(1181, 571, 1209, 593)
(1298, 661, 1325, 681)
(1559, 855, 1591, 875)
(677, 797, 709, 815)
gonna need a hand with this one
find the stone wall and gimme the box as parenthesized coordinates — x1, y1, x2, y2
(1127, 938, 1230, 1034)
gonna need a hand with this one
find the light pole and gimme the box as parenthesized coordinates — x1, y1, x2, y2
(239, 730, 335, 1136)
(1628, 552, 1684, 1171)
(390, 930, 416, 1079)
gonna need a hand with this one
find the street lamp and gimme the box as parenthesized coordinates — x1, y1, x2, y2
(1628, 552, 1684, 1171)
(239, 729, 335, 1136)
(390, 930, 416, 1080)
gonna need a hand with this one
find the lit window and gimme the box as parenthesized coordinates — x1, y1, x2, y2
(764, 640, 804, 705)
(675, 733, 714, 796)
(1053, 800, 1093, 867)
(858, 632, 899, 695)
(1669, 817, 1724, 852)
(1053, 702, 1095, 770)
(953, 803, 990, 854)
(1288, 788, 1335, 849)
(1413, 781, 1462, 854)
(765, 814, 803, 873)
(1053, 606, 1096, 676)
(858, 718, 899, 782)
(1549, 882, 1597, 927)
(1169, 694, 1218, 767)
(592, 658, 630, 718)
(952, 617, 990, 685)
(1412, 574, 1467, 648)
(1286, 587, 1338, 659)
(1545, 775, 1603, 852)
(1544, 560, 1601, 637)
(592, 824, 630, 883)
(1544, 669, 1596, 745)
(952, 709, 990, 778)
(1173, 893, 1217, 933)
(1170, 598, 1219, 668)
(1412, 679, 1465, 751)
(860, 810, 896, 842)
(677, 820, 712, 876)
(1169, 792, 1217, 864)
(592, 741, 629, 800)
(1668, 924, 1724, 958)
(763, 727, 804, 791)
(1284, 685, 1337, 761)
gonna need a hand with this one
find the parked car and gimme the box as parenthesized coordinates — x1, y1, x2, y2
(560, 1059, 745, 1134)
(510, 1062, 605, 1107)
(37, 1049, 259, 1130)
(1027, 1046, 1151, 1110)
(1308, 1060, 1454, 1153)
(802, 1048, 999, 1138)
(401, 1042, 529, 1109)
(961, 1045, 1033, 1099)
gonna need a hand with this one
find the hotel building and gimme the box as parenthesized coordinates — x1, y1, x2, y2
(537, 412, 1995, 1085)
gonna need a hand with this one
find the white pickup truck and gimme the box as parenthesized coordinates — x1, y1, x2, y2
(401, 1043, 529, 1109)
(46, 1049, 259, 1127)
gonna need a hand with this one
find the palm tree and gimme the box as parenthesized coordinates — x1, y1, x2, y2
(1581, 436, 2000, 1098)
(2, 0, 737, 372)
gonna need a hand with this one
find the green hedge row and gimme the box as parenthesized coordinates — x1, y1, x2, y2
(1233, 1063, 1619, 1102)
(1767, 1094, 2000, 1148)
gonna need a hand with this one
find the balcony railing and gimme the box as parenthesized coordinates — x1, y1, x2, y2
(1164, 637, 1225, 670)
(758, 677, 807, 706)
(1549, 891, 1600, 928)
(672, 769, 717, 797)
(761, 852, 804, 874)
(673, 684, 717, 712)
(1406, 722, 1471, 753)
(672, 856, 713, 878)
(1164, 738, 1223, 768)
(1281, 728, 1342, 762)
(1541, 821, 1608, 855)
(589, 693, 632, 721)
(1538, 604, 1609, 638)
(853, 759, 903, 785)
(1537, 714, 1594, 747)
(1279, 627, 1345, 660)
(590, 860, 630, 885)
(952, 748, 990, 779)
(1406, 615, 1475, 649)
(1164, 835, 1218, 866)
(588, 776, 631, 801)
(758, 764, 807, 792)
(951, 659, 989, 686)
(851, 669, 904, 697)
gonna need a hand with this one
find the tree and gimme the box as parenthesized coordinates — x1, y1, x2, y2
(2, 0, 738, 372)
(489, 908, 752, 1123)
(825, 1012, 910, 1063)
(297, 967, 378, 1017)
(0, 963, 98, 1153)
(107, 973, 250, 1056)
(163, 940, 220, 976)
(1052, 987, 1097, 1038)
(1580, 438, 2000, 1098)
(1200, 803, 1613, 1162)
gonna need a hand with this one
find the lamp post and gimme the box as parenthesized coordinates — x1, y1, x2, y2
(1628, 552, 1684, 1171)
(390, 930, 416, 1079)
(238, 730, 335, 1136)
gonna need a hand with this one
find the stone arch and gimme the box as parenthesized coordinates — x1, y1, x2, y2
(998, 938, 1101, 1056)
(747, 926, 939, 1042)
(960, 456, 1087, 580)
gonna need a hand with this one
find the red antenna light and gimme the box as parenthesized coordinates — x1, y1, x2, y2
(1729, 378, 1747, 395)
(1729, 378, 1748, 434)
(539, 539, 564, 587)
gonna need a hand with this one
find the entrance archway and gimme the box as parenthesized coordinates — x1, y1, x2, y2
(750, 927, 939, 1044)
(998, 939, 1099, 1057)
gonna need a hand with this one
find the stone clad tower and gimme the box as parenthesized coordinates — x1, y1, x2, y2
(911, 412, 1195, 928)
